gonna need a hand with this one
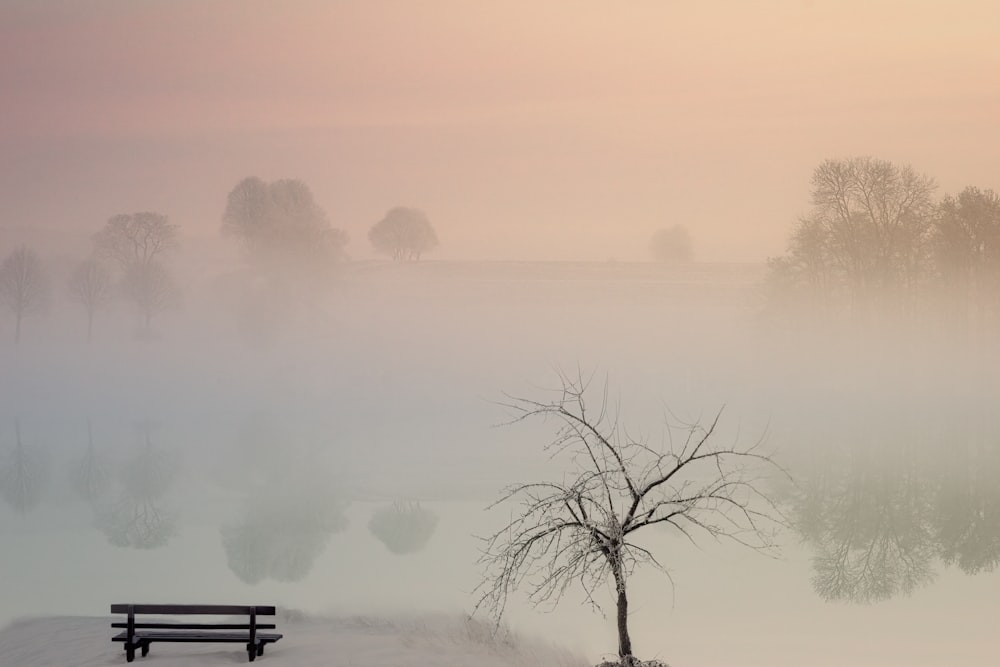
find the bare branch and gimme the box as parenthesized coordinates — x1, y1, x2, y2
(477, 371, 787, 664)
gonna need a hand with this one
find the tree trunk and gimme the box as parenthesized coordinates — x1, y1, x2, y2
(611, 552, 633, 665)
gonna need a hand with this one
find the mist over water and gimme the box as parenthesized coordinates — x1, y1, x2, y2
(1, 258, 998, 665)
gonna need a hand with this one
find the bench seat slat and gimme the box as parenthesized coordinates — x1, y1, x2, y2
(112, 622, 276, 630)
(113, 631, 283, 643)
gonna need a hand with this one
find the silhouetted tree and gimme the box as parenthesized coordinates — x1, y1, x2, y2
(476, 371, 785, 667)
(94, 212, 178, 270)
(0, 419, 47, 514)
(122, 260, 178, 338)
(767, 157, 936, 322)
(222, 177, 348, 273)
(68, 259, 113, 342)
(369, 207, 438, 261)
(814, 157, 935, 304)
(649, 225, 693, 263)
(368, 501, 439, 554)
(0, 246, 49, 343)
(931, 186, 1000, 330)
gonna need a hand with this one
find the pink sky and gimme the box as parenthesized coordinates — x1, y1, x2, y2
(1, 0, 998, 261)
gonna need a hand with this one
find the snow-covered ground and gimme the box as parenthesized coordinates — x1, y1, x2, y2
(0, 612, 586, 667)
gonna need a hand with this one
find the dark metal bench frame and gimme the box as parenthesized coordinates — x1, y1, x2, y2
(110, 604, 282, 662)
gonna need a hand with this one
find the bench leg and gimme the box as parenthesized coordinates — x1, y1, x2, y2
(247, 643, 256, 662)
(141, 640, 150, 657)
(257, 642, 265, 656)
(126, 645, 135, 663)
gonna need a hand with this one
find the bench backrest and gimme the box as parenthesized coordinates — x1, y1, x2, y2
(111, 604, 276, 615)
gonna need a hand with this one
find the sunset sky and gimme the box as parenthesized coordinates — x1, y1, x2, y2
(2, 0, 998, 261)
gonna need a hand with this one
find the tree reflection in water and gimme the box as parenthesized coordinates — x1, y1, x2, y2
(933, 436, 1000, 575)
(368, 501, 439, 555)
(0, 419, 47, 515)
(221, 477, 348, 584)
(94, 424, 178, 549)
(788, 409, 1000, 602)
(217, 414, 350, 583)
(70, 420, 110, 505)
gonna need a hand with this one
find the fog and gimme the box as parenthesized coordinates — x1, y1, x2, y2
(2, 259, 998, 664)
(2, 3, 999, 666)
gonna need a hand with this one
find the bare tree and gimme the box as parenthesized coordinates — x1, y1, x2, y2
(809, 157, 935, 317)
(766, 157, 936, 323)
(122, 260, 178, 338)
(93, 212, 178, 270)
(0, 246, 49, 343)
(369, 207, 439, 261)
(68, 259, 113, 342)
(931, 186, 1000, 331)
(475, 371, 786, 667)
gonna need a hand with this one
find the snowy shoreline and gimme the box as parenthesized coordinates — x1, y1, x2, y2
(0, 612, 587, 667)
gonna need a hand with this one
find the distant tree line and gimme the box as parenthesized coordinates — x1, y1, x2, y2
(766, 156, 1000, 332)
(0, 176, 440, 342)
(0, 212, 180, 342)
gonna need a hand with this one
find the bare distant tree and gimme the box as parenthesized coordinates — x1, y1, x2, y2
(0, 246, 48, 343)
(221, 176, 348, 273)
(475, 371, 786, 667)
(68, 259, 113, 342)
(369, 207, 438, 261)
(122, 261, 178, 337)
(649, 225, 693, 263)
(93, 212, 178, 270)
(813, 158, 935, 305)
(931, 186, 1000, 329)
(763, 157, 942, 327)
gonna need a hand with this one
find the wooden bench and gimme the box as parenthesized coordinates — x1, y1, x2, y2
(111, 604, 282, 662)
